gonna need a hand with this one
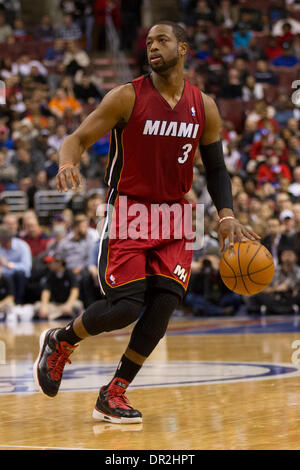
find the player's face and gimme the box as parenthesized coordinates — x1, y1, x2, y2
(146, 25, 183, 73)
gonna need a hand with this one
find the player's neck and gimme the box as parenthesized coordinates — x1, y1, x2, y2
(150, 69, 185, 98)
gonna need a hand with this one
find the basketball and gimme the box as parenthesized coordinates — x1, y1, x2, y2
(219, 241, 275, 296)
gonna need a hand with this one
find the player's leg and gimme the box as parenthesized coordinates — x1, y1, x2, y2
(33, 291, 145, 398)
(92, 285, 181, 423)
(34, 190, 148, 399)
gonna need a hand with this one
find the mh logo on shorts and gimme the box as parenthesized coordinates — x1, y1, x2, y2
(173, 264, 187, 283)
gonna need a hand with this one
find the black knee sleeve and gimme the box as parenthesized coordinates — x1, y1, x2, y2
(81, 297, 144, 336)
(129, 290, 180, 357)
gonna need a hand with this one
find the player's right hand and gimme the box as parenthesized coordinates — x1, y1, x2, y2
(56, 165, 82, 193)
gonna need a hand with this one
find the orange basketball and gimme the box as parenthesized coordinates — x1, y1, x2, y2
(219, 241, 275, 296)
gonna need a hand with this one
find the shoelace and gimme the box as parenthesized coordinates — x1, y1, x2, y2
(106, 386, 131, 409)
(49, 344, 74, 381)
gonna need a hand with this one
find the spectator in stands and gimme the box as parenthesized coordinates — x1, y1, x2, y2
(12, 17, 30, 42)
(0, 148, 17, 186)
(120, 0, 141, 51)
(33, 14, 54, 42)
(0, 11, 13, 43)
(80, 238, 102, 307)
(220, 67, 242, 99)
(48, 124, 68, 151)
(288, 167, 300, 198)
(244, 37, 266, 61)
(272, 43, 299, 67)
(261, 217, 290, 267)
(248, 196, 262, 223)
(74, 72, 103, 103)
(12, 141, 46, 187)
(2, 213, 20, 237)
(35, 253, 82, 320)
(287, 118, 300, 137)
(44, 38, 65, 65)
(194, 19, 210, 51)
(85, 192, 103, 230)
(0, 125, 13, 150)
(0, 224, 32, 304)
(12, 54, 47, 77)
(223, 140, 241, 174)
(63, 39, 90, 75)
(215, 0, 239, 28)
(0, 198, 10, 224)
(274, 94, 295, 128)
(79, 150, 102, 179)
(264, 36, 282, 61)
(31, 129, 50, 156)
(55, 213, 95, 277)
(43, 214, 68, 259)
(277, 22, 295, 47)
(184, 253, 242, 316)
(55, 13, 82, 41)
(76, 0, 95, 52)
(194, 0, 215, 23)
(45, 147, 59, 182)
(257, 154, 292, 188)
(242, 75, 264, 102)
(0, 264, 14, 320)
(0, 57, 15, 79)
(254, 59, 278, 85)
(27, 170, 50, 209)
(279, 209, 297, 241)
(272, 17, 300, 37)
(21, 213, 51, 258)
(48, 88, 82, 119)
(275, 191, 293, 215)
(248, 248, 300, 314)
(233, 23, 252, 51)
(234, 190, 249, 213)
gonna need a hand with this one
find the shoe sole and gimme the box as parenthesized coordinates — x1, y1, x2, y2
(33, 328, 53, 395)
(92, 407, 142, 424)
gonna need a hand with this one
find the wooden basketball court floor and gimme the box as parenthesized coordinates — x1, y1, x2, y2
(1, 314, 300, 450)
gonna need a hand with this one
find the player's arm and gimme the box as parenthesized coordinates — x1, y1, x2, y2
(56, 84, 135, 193)
(199, 93, 260, 252)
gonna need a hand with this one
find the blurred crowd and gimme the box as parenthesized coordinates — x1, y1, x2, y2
(0, 0, 299, 320)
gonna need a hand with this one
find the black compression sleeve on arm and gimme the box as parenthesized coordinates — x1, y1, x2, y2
(199, 140, 233, 212)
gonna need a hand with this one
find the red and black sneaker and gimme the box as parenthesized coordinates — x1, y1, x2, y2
(33, 328, 77, 397)
(92, 377, 142, 424)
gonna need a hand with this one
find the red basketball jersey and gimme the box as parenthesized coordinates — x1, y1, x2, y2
(104, 74, 205, 203)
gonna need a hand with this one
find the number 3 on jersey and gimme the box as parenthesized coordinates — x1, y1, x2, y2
(178, 143, 193, 164)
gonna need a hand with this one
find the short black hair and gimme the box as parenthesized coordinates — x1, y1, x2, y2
(151, 21, 188, 43)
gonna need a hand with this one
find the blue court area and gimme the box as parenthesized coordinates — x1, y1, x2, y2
(166, 315, 300, 336)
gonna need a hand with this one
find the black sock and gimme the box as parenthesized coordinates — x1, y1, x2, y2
(113, 354, 143, 384)
(56, 320, 83, 345)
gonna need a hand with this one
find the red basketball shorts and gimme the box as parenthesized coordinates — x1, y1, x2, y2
(97, 188, 194, 302)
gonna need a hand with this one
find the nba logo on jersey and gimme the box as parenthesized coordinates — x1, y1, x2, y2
(109, 274, 116, 284)
(191, 106, 196, 117)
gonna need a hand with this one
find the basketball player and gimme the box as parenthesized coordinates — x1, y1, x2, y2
(34, 21, 259, 423)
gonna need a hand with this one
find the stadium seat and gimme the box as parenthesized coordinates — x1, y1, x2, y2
(278, 68, 299, 91)
(263, 84, 280, 104)
(34, 190, 72, 219)
(0, 191, 28, 213)
(216, 99, 245, 133)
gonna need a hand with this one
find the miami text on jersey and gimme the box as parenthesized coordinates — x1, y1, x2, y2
(142, 120, 200, 138)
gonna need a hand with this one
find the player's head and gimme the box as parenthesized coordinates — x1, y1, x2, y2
(146, 21, 188, 74)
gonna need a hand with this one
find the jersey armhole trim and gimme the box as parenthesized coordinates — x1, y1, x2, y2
(200, 90, 206, 133)
(125, 82, 137, 127)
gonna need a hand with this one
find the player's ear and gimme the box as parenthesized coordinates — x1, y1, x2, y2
(178, 41, 188, 57)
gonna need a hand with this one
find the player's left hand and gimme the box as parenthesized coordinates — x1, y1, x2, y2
(218, 218, 261, 253)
